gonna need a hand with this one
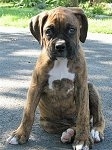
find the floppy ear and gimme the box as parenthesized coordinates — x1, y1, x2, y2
(29, 11, 48, 43)
(69, 7, 88, 43)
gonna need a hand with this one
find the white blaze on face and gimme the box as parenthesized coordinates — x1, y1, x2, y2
(48, 58, 75, 89)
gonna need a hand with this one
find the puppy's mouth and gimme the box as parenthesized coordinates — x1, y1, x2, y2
(47, 48, 67, 60)
(55, 50, 67, 58)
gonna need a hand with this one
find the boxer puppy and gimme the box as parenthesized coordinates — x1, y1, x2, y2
(7, 7, 105, 150)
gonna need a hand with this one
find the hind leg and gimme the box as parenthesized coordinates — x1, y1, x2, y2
(88, 83, 105, 143)
(61, 128, 75, 143)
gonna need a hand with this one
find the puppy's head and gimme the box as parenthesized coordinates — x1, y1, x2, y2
(30, 7, 88, 60)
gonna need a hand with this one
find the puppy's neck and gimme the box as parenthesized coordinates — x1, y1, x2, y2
(48, 58, 75, 89)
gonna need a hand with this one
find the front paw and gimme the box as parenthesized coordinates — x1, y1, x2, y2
(7, 128, 29, 145)
(72, 136, 93, 150)
(91, 129, 104, 143)
(72, 141, 89, 150)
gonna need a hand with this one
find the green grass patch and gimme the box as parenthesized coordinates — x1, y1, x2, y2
(88, 18, 112, 34)
(0, 3, 112, 34)
(0, 3, 40, 28)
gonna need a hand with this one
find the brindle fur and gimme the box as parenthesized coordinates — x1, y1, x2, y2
(10, 7, 105, 148)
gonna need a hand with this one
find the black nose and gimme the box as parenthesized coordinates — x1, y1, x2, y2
(55, 40, 66, 52)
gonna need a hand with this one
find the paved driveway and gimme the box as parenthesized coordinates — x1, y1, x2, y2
(0, 27, 112, 150)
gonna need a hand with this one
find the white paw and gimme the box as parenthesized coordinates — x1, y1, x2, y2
(61, 128, 74, 143)
(73, 144, 89, 150)
(7, 136, 18, 145)
(91, 129, 101, 142)
(75, 144, 83, 150)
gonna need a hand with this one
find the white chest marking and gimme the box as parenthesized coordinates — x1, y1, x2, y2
(48, 58, 75, 89)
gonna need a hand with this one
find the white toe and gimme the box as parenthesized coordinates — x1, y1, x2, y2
(75, 144, 83, 150)
(67, 128, 74, 136)
(91, 129, 95, 138)
(94, 131, 100, 142)
(7, 136, 18, 145)
(91, 129, 100, 142)
(61, 132, 69, 143)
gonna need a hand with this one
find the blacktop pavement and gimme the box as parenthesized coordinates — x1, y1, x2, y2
(0, 27, 112, 150)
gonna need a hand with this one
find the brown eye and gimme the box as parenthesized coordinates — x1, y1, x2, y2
(45, 28, 53, 36)
(68, 28, 76, 35)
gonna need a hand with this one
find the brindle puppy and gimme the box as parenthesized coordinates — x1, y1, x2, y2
(7, 7, 105, 150)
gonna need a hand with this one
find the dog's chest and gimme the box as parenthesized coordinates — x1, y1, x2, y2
(48, 58, 75, 90)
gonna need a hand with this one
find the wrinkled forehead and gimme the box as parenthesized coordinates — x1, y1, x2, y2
(44, 9, 78, 29)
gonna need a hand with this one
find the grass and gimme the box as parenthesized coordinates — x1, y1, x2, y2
(0, 3, 41, 28)
(0, 3, 112, 34)
(88, 18, 112, 34)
